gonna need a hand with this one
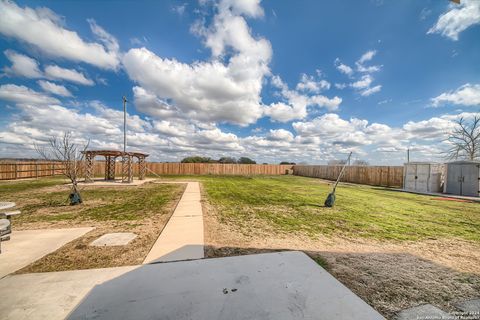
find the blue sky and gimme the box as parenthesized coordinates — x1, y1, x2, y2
(0, 0, 479, 164)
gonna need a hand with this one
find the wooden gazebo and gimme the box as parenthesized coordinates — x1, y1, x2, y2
(82, 150, 149, 183)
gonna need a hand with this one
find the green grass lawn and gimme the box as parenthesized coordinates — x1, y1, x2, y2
(164, 175, 480, 242)
(0, 178, 184, 225)
(0, 177, 185, 271)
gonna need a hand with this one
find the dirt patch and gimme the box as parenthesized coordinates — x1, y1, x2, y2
(14, 182, 186, 273)
(201, 188, 480, 319)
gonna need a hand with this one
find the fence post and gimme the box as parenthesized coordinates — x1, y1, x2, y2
(35, 162, 38, 178)
(52, 163, 55, 176)
(387, 166, 390, 187)
(14, 162, 18, 180)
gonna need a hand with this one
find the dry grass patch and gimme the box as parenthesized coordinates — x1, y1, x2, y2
(0, 178, 185, 272)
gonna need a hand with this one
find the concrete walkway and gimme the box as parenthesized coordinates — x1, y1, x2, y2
(0, 266, 135, 320)
(68, 251, 385, 320)
(144, 181, 204, 263)
(0, 252, 386, 320)
(0, 227, 93, 278)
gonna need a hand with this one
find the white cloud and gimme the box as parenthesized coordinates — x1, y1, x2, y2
(335, 51, 382, 97)
(334, 58, 353, 76)
(130, 36, 148, 46)
(309, 95, 342, 110)
(0, 92, 475, 164)
(265, 75, 341, 122)
(420, 7, 432, 21)
(172, 3, 187, 16)
(87, 18, 119, 53)
(403, 116, 454, 140)
(132, 86, 180, 120)
(3, 50, 94, 86)
(351, 75, 373, 89)
(341, 49, 383, 97)
(125, 0, 340, 125)
(293, 114, 367, 138)
(360, 85, 382, 97)
(428, 0, 480, 41)
(3, 50, 42, 78)
(0, 0, 120, 69)
(296, 73, 330, 93)
(122, 0, 273, 126)
(356, 64, 381, 73)
(0, 84, 59, 105)
(267, 129, 294, 142)
(153, 120, 193, 137)
(218, 0, 264, 18)
(431, 83, 480, 107)
(377, 99, 392, 105)
(89, 100, 151, 133)
(44, 65, 94, 86)
(37, 80, 72, 97)
(264, 102, 304, 123)
(124, 48, 265, 125)
(358, 50, 376, 64)
(356, 50, 381, 73)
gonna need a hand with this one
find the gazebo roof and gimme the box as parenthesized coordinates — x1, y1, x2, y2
(82, 149, 149, 158)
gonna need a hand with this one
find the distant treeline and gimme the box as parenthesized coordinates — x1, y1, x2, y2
(181, 156, 256, 164)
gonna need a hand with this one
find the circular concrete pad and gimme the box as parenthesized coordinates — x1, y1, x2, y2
(90, 233, 137, 247)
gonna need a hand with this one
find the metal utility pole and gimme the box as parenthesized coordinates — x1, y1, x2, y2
(407, 148, 410, 163)
(123, 96, 127, 153)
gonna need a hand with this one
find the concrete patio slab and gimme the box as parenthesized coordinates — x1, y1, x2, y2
(0, 227, 93, 278)
(143, 181, 204, 263)
(68, 251, 385, 320)
(90, 232, 137, 247)
(455, 299, 480, 313)
(396, 304, 450, 320)
(78, 178, 157, 187)
(0, 266, 136, 320)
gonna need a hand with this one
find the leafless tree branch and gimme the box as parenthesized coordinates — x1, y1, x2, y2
(34, 132, 90, 205)
(444, 115, 480, 161)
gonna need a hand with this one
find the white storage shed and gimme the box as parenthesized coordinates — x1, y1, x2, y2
(403, 162, 444, 193)
(444, 161, 480, 197)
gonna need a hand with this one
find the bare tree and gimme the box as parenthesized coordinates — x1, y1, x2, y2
(353, 159, 369, 166)
(35, 132, 89, 205)
(445, 116, 480, 161)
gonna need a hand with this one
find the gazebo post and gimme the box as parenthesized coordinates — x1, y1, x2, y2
(138, 156, 146, 180)
(105, 156, 116, 180)
(85, 152, 94, 183)
(122, 153, 133, 183)
(104, 156, 109, 181)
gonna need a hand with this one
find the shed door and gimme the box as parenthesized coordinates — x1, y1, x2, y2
(415, 164, 430, 192)
(446, 164, 462, 195)
(404, 165, 417, 191)
(461, 164, 480, 197)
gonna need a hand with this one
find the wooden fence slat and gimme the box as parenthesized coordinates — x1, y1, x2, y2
(293, 165, 404, 188)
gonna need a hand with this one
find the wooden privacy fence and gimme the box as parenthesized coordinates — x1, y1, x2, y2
(0, 161, 293, 180)
(1, 161, 403, 187)
(293, 165, 404, 188)
(0, 161, 65, 180)
(89, 162, 294, 176)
